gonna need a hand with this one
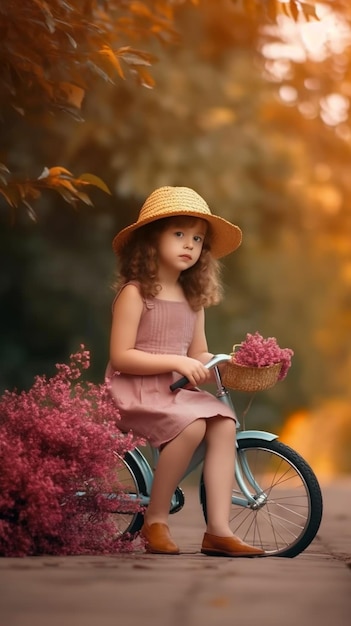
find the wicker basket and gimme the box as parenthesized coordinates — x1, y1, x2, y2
(221, 359, 282, 392)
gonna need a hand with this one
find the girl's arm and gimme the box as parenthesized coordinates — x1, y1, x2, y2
(187, 308, 214, 365)
(109, 284, 210, 385)
(188, 308, 222, 383)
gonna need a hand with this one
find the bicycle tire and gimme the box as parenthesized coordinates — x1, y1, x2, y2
(109, 451, 146, 537)
(200, 438, 323, 557)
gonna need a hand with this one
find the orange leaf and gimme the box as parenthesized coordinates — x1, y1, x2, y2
(117, 46, 156, 67)
(129, 2, 152, 18)
(46, 166, 74, 178)
(55, 179, 80, 194)
(58, 82, 85, 109)
(132, 66, 156, 89)
(38, 166, 73, 180)
(99, 45, 125, 80)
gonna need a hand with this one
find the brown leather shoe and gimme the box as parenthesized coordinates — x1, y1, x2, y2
(140, 523, 180, 554)
(201, 532, 265, 557)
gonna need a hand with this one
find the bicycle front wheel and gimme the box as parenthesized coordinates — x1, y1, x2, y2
(108, 451, 146, 537)
(200, 438, 323, 557)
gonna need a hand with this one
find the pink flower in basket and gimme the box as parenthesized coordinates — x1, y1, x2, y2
(231, 332, 294, 381)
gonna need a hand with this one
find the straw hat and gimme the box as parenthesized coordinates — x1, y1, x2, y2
(112, 186, 242, 259)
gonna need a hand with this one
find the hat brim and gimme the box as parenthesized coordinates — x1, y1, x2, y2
(112, 210, 242, 259)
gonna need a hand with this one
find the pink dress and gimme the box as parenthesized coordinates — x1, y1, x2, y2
(105, 283, 236, 448)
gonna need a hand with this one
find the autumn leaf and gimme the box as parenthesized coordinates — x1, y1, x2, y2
(38, 166, 74, 179)
(78, 174, 112, 195)
(99, 46, 126, 80)
(0, 166, 111, 219)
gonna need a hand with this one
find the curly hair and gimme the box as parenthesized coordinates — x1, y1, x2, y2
(114, 217, 223, 310)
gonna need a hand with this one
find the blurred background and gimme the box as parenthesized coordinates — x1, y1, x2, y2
(1, 0, 351, 477)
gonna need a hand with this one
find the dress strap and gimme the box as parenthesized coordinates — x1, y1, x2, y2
(111, 281, 154, 312)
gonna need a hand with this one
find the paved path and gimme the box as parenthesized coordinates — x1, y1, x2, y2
(1, 479, 350, 626)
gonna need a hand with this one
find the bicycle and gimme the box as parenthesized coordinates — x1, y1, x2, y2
(111, 354, 323, 557)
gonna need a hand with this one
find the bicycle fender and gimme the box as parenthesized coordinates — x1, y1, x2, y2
(124, 447, 154, 494)
(237, 430, 278, 442)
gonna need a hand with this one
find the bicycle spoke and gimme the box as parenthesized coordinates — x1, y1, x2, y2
(201, 438, 322, 557)
(228, 440, 321, 555)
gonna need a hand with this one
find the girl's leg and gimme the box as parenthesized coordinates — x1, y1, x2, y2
(202, 416, 236, 536)
(145, 419, 206, 526)
(201, 416, 264, 556)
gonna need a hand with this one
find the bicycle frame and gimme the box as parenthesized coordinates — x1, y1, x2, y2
(125, 354, 279, 509)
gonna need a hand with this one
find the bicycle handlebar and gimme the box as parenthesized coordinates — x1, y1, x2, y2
(169, 354, 231, 391)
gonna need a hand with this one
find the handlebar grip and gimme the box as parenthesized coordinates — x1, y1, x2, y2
(169, 354, 230, 392)
(170, 376, 189, 391)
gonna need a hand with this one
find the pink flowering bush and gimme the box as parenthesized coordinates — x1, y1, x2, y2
(232, 332, 294, 380)
(0, 346, 142, 557)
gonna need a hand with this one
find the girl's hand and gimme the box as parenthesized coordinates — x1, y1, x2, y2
(173, 356, 211, 387)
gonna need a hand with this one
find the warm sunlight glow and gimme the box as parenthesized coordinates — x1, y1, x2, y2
(260, 4, 351, 129)
(280, 400, 351, 482)
(279, 85, 298, 103)
(320, 93, 349, 126)
(261, 4, 351, 68)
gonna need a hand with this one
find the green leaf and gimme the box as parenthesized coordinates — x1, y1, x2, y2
(78, 174, 112, 195)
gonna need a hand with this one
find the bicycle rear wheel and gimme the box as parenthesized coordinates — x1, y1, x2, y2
(107, 451, 146, 537)
(200, 438, 323, 557)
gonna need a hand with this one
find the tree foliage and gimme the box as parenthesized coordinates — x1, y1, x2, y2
(0, 165, 112, 222)
(0, 0, 321, 218)
(0, 0, 190, 217)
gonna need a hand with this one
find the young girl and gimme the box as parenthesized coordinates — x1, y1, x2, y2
(106, 186, 264, 557)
